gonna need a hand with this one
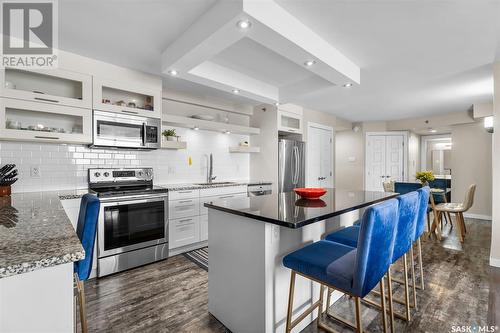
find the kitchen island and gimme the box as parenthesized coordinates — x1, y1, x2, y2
(205, 188, 397, 333)
(0, 191, 84, 332)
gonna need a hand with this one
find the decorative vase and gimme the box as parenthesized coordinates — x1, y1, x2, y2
(421, 181, 429, 187)
(0, 186, 11, 197)
(166, 136, 175, 141)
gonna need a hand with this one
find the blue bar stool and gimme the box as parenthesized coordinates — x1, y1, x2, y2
(414, 187, 430, 292)
(325, 191, 420, 329)
(282, 198, 399, 333)
(74, 194, 100, 333)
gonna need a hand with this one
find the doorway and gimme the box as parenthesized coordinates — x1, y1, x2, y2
(365, 132, 406, 191)
(307, 122, 334, 188)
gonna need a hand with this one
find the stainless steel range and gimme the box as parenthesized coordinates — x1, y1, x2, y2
(88, 168, 168, 277)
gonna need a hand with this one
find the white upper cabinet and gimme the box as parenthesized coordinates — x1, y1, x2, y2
(0, 97, 92, 144)
(0, 67, 92, 109)
(93, 77, 161, 119)
(278, 104, 303, 134)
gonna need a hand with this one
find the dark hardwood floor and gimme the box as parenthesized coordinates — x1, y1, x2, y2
(82, 217, 498, 333)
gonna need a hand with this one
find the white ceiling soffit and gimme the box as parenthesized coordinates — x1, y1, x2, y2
(161, 0, 360, 104)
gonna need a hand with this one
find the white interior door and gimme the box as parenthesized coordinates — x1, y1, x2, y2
(365, 135, 387, 191)
(307, 125, 333, 188)
(385, 135, 405, 182)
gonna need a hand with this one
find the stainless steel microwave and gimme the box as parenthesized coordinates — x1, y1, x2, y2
(92, 110, 160, 149)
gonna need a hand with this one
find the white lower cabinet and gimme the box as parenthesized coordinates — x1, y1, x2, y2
(168, 198, 200, 220)
(169, 216, 200, 249)
(168, 185, 248, 252)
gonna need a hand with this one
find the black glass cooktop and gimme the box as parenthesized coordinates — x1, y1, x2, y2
(89, 185, 168, 198)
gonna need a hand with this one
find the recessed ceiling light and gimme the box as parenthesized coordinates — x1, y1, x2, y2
(304, 60, 316, 67)
(225, 130, 231, 134)
(232, 89, 240, 94)
(428, 128, 437, 133)
(343, 83, 353, 88)
(168, 70, 178, 76)
(236, 20, 252, 29)
(275, 102, 280, 106)
(193, 126, 199, 131)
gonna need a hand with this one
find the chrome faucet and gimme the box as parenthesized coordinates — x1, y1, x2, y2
(207, 153, 216, 183)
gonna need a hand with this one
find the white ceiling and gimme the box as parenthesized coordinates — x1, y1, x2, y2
(59, 0, 500, 122)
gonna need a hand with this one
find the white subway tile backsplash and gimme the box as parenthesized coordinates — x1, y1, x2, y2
(2, 128, 250, 193)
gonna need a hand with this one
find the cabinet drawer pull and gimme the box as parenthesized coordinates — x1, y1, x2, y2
(178, 200, 193, 204)
(177, 190, 193, 194)
(34, 97, 60, 103)
(178, 218, 193, 223)
(121, 110, 138, 114)
(34, 135, 59, 140)
(219, 195, 234, 199)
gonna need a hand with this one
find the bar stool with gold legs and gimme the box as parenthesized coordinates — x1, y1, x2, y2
(74, 194, 100, 333)
(282, 198, 399, 333)
(325, 191, 420, 332)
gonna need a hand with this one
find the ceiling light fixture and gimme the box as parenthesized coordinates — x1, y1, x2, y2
(275, 102, 280, 106)
(225, 130, 231, 134)
(193, 126, 199, 131)
(168, 69, 178, 76)
(343, 83, 353, 88)
(304, 60, 316, 67)
(428, 128, 437, 133)
(232, 89, 240, 94)
(236, 19, 251, 30)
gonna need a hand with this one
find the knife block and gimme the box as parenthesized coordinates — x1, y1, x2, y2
(0, 186, 11, 197)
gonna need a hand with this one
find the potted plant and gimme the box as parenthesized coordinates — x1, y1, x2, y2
(162, 129, 177, 141)
(415, 171, 435, 186)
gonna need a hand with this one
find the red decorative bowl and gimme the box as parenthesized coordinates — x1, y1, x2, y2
(293, 188, 327, 200)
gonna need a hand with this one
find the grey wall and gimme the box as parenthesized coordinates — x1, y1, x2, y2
(451, 121, 492, 217)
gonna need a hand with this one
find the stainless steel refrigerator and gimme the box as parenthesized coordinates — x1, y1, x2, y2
(278, 139, 305, 192)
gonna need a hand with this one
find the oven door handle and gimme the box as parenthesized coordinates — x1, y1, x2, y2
(100, 196, 167, 207)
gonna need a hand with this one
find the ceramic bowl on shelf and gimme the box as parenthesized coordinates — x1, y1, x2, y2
(293, 188, 327, 200)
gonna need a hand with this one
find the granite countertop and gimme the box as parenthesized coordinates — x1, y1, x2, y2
(0, 191, 85, 279)
(160, 181, 272, 191)
(205, 188, 398, 229)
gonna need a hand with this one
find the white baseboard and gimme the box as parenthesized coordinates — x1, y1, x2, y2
(490, 257, 500, 268)
(463, 213, 492, 220)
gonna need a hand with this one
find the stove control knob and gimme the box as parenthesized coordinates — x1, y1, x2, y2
(94, 172, 101, 178)
(103, 172, 110, 177)
(138, 171, 143, 177)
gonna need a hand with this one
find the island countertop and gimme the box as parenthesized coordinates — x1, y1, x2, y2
(204, 188, 398, 228)
(0, 191, 85, 279)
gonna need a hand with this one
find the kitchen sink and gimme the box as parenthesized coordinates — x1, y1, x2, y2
(194, 182, 237, 186)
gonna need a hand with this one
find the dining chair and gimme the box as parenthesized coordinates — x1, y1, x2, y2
(431, 184, 476, 242)
(74, 194, 100, 333)
(383, 180, 395, 192)
(282, 198, 399, 333)
(324, 191, 420, 330)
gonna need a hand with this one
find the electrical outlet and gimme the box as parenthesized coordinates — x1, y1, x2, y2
(30, 166, 41, 178)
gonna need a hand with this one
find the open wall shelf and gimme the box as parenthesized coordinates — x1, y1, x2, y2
(162, 114, 260, 135)
(229, 146, 260, 153)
